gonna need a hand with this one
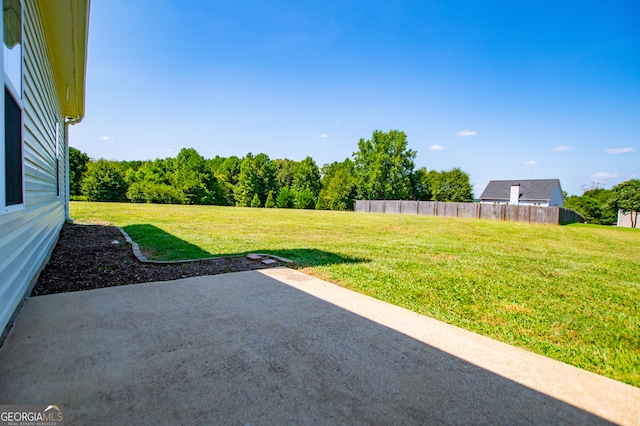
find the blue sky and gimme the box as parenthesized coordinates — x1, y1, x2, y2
(70, 0, 639, 196)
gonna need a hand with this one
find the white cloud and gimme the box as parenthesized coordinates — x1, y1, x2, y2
(318, 133, 328, 139)
(591, 172, 619, 180)
(524, 160, 537, 165)
(457, 130, 477, 137)
(428, 144, 444, 150)
(162, 148, 174, 153)
(100, 136, 114, 143)
(604, 147, 635, 154)
(551, 145, 572, 152)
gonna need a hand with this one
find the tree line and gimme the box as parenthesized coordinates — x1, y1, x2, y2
(564, 180, 640, 227)
(70, 129, 475, 210)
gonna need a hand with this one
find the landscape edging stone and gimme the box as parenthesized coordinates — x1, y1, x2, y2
(117, 228, 293, 265)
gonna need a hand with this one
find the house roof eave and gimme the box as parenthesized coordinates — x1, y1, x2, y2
(479, 179, 561, 201)
(38, 0, 90, 120)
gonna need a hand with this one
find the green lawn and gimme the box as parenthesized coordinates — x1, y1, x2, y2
(71, 202, 640, 387)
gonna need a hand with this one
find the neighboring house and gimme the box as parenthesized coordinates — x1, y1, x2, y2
(479, 179, 564, 207)
(1, 0, 90, 339)
(616, 210, 637, 228)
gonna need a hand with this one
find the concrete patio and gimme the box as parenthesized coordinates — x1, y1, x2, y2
(1, 267, 638, 424)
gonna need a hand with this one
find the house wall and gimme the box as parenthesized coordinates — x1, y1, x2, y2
(0, 2, 66, 339)
(522, 200, 549, 207)
(481, 199, 550, 207)
(548, 185, 564, 207)
(480, 199, 507, 205)
(617, 210, 636, 228)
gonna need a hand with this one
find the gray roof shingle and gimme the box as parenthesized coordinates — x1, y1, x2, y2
(479, 179, 561, 201)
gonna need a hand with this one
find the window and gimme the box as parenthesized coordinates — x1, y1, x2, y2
(2, 0, 23, 211)
(5, 86, 21, 204)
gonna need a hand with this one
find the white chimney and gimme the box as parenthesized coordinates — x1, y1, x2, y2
(510, 184, 520, 205)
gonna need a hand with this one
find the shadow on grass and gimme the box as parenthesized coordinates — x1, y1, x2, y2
(122, 224, 368, 267)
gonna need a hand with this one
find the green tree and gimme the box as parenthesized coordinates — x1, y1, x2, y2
(317, 159, 357, 210)
(124, 149, 225, 205)
(411, 167, 432, 201)
(609, 179, 640, 228)
(214, 155, 241, 206)
(584, 188, 617, 224)
(296, 188, 316, 209)
(273, 159, 298, 190)
(276, 186, 295, 208)
(254, 153, 277, 204)
(264, 191, 276, 208)
(292, 156, 321, 197)
(127, 181, 184, 204)
(68, 146, 89, 196)
(234, 154, 259, 207)
(124, 159, 176, 198)
(353, 129, 416, 200)
(202, 156, 239, 205)
(315, 194, 329, 210)
(81, 159, 128, 202)
(175, 148, 223, 205)
(217, 156, 241, 185)
(429, 168, 474, 202)
(207, 155, 225, 175)
(564, 187, 616, 225)
(251, 193, 262, 207)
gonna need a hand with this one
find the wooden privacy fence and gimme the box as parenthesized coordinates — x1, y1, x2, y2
(354, 200, 585, 225)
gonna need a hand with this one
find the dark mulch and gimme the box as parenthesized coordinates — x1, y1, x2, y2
(32, 223, 283, 296)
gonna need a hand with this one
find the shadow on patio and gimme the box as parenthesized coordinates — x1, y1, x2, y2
(0, 268, 631, 424)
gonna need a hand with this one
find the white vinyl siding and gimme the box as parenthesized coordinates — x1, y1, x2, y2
(0, 1, 66, 338)
(481, 199, 550, 207)
(548, 185, 564, 207)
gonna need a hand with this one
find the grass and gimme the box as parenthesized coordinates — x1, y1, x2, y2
(71, 202, 640, 387)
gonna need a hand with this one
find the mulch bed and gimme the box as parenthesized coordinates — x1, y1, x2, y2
(32, 223, 284, 296)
